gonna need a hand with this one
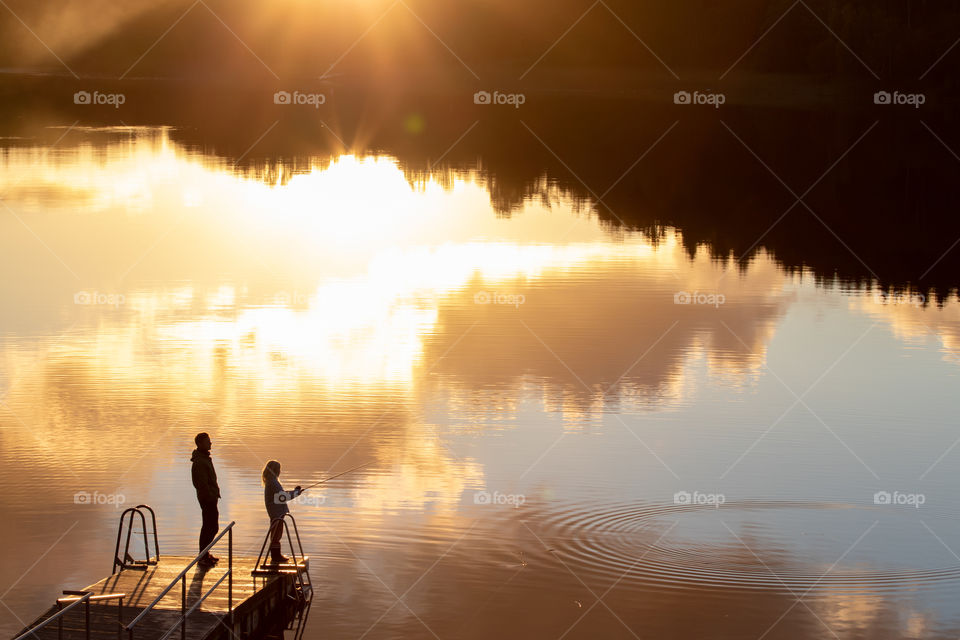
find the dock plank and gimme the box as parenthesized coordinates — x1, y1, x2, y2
(83, 556, 273, 613)
(20, 605, 221, 640)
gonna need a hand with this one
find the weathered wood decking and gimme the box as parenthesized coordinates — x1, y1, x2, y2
(16, 556, 309, 640)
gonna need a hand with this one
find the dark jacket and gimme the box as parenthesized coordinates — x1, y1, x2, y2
(264, 476, 300, 521)
(191, 449, 220, 505)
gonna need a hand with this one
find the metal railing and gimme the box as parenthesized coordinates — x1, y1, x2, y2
(113, 505, 159, 573)
(124, 521, 234, 640)
(253, 514, 312, 599)
(13, 590, 126, 640)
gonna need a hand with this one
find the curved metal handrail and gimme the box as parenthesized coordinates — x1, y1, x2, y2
(113, 505, 159, 573)
(125, 521, 234, 640)
(136, 504, 160, 563)
(254, 514, 311, 599)
(282, 513, 305, 561)
(114, 507, 147, 573)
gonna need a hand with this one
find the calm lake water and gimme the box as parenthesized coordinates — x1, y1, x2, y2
(2, 127, 960, 639)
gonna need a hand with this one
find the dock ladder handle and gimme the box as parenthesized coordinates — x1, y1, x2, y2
(124, 521, 234, 640)
(254, 514, 311, 598)
(113, 504, 160, 573)
(137, 505, 160, 565)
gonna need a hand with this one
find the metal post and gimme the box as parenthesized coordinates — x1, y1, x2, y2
(114, 509, 134, 573)
(136, 509, 149, 566)
(180, 576, 186, 640)
(228, 527, 233, 618)
(121, 510, 135, 568)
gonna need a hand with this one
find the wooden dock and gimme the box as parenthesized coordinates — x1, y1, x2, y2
(14, 509, 312, 640)
(16, 556, 309, 640)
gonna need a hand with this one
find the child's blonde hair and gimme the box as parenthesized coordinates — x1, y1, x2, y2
(261, 460, 281, 486)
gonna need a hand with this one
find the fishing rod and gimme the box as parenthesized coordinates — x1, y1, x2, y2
(300, 461, 374, 491)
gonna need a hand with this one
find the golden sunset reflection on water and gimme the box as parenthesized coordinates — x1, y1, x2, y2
(2, 128, 960, 639)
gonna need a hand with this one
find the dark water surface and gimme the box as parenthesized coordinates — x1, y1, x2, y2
(1, 127, 959, 639)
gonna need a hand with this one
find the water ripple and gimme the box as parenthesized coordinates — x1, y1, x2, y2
(527, 501, 960, 594)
